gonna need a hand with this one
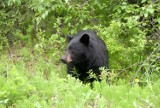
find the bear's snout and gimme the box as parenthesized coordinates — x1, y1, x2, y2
(61, 53, 72, 64)
(61, 56, 67, 64)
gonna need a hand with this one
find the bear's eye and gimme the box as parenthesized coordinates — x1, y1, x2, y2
(69, 48, 73, 52)
(69, 47, 75, 53)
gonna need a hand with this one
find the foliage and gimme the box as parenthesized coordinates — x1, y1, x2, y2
(108, 0, 160, 82)
(0, 0, 160, 107)
(0, 49, 160, 107)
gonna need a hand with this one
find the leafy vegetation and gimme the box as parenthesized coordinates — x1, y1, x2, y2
(0, 48, 160, 107)
(0, 0, 160, 107)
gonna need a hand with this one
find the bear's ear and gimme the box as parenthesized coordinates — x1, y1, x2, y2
(66, 35, 73, 43)
(80, 34, 90, 45)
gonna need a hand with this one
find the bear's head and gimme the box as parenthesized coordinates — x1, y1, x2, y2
(61, 34, 90, 64)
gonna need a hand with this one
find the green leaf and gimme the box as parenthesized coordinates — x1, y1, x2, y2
(141, 0, 146, 3)
(65, 0, 68, 3)
(147, 7, 154, 14)
(157, 18, 160, 24)
(144, 13, 148, 18)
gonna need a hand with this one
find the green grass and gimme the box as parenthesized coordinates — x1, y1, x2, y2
(0, 48, 159, 108)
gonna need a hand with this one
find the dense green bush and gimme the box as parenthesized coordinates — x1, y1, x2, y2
(0, 0, 160, 107)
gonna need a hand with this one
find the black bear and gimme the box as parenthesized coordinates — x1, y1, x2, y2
(61, 30, 108, 83)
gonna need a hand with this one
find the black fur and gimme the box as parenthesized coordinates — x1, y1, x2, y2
(61, 30, 108, 83)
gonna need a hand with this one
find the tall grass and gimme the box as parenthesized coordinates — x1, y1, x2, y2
(0, 47, 159, 108)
